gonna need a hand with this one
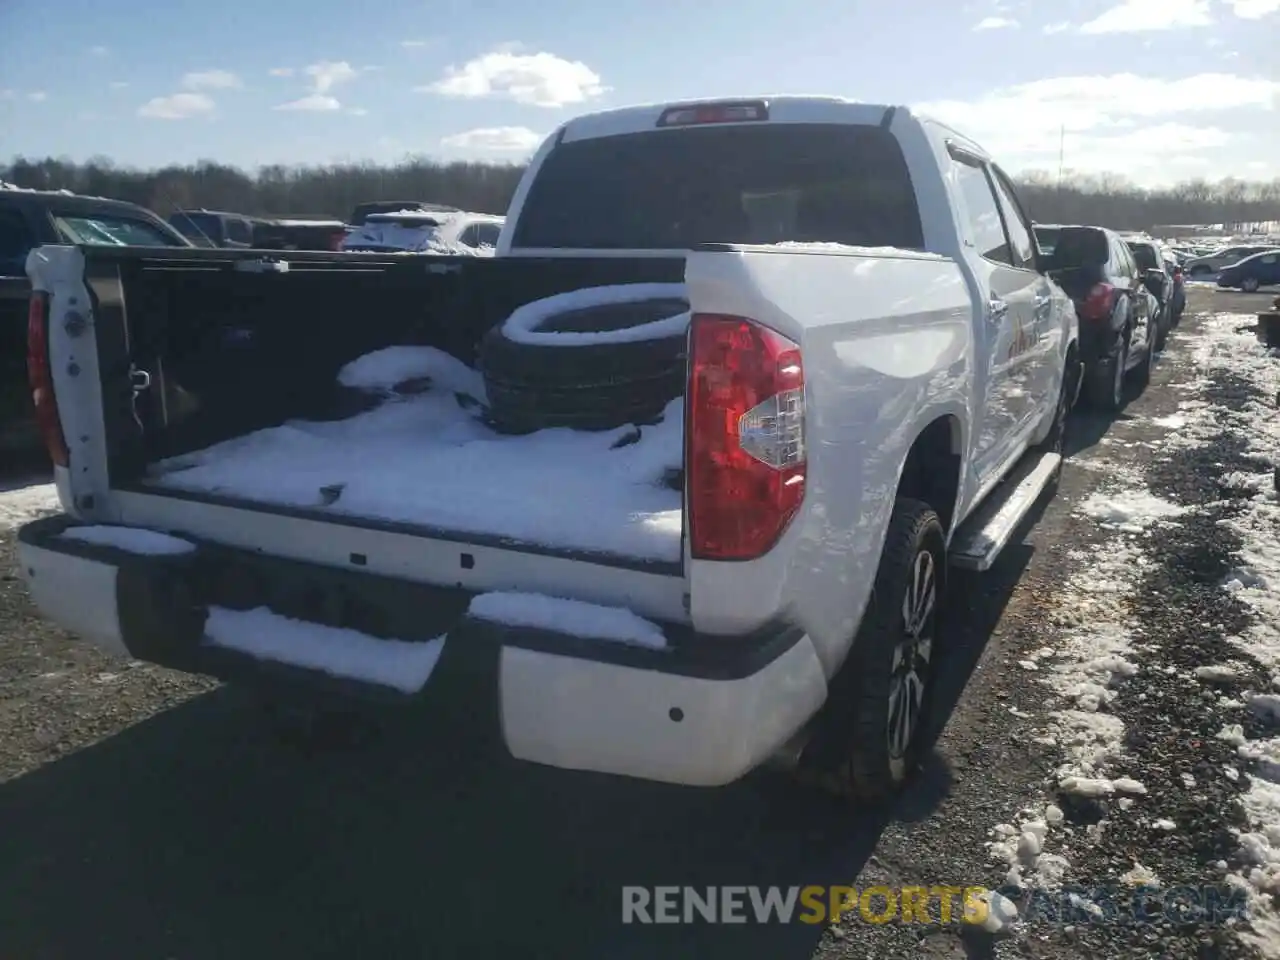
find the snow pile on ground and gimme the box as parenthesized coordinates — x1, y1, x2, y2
(1078, 489, 1186, 532)
(0, 480, 61, 533)
(144, 346, 684, 561)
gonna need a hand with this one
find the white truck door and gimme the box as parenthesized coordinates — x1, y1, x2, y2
(950, 151, 1038, 481)
(988, 163, 1061, 431)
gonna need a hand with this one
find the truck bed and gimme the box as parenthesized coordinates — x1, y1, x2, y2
(75, 247, 687, 570)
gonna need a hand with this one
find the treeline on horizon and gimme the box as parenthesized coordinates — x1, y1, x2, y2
(4, 154, 1280, 233)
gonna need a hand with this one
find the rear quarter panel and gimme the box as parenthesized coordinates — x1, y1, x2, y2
(685, 246, 972, 676)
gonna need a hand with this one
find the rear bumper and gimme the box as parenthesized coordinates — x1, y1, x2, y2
(16, 515, 827, 787)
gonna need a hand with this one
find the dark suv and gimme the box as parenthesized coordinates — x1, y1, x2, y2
(1042, 225, 1161, 412)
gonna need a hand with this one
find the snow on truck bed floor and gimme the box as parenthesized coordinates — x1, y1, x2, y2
(142, 346, 685, 562)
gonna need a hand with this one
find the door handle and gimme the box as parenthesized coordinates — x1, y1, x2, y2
(988, 298, 1009, 322)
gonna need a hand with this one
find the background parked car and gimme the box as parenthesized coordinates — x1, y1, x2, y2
(1161, 248, 1187, 323)
(1217, 250, 1280, 292)
(2, 187, 192, 461)
(169, 209, 268, 248)
(1183, 243, 1280, 277)
(339, 210, 504, 255)
(253, 216, 348, 251)
(347, 200, 460, 226)
(1125, 237, 1174, 350)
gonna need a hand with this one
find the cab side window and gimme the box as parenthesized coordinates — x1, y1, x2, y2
(988, 166, 1036, 270)
(952, 155, 1011, 265)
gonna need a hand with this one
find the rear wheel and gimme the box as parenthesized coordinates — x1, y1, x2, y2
(1086, 332, 1128, 413)
(797, 498, 944, 805)
(1133, 323, 1157, 391)
(1243, 277, 1261, 293)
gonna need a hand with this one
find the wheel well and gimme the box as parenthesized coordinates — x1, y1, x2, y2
(897, 416, 962, 533)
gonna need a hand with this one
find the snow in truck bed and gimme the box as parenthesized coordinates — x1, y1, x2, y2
(142, 346, 684, 561)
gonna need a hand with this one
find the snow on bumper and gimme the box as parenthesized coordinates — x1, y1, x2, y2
(16, 516, 828, 788)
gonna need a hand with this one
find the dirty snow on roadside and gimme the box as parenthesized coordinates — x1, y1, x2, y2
(980, 311, 1280, 955)
(0, 479, 60, 533)
(1159, 313, 1280, 955)
(983, 457, 1180, 905)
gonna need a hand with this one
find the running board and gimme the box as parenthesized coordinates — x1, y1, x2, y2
(949, 452, 1062, 572)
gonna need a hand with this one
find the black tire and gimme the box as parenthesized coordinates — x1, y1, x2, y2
(1132, 323, 1157, 391)
(1035, 355, 1074, 494)
(1243, 277, 1261, 293)
(479, 297, 688, 434)
(797, 498, 945, 805)
(1085, 332, 1128, 413)
(1154, 305, 1169, 352)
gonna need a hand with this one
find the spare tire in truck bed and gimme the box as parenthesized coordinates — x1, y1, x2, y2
(478, 285, 689, 434)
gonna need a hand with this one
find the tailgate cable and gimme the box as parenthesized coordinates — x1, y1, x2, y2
(129, 364, 152, 431)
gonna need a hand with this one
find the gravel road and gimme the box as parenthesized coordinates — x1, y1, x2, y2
(1, 285, 1277, 960)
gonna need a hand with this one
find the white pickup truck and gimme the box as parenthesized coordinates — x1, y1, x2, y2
(17, 96, 1079, 803)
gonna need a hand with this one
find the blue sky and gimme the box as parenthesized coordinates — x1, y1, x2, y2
(1, 0, 1277, 186)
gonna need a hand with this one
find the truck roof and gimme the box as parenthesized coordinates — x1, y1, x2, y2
(558, 95, 906, 143)
(554, 95, 995, 164)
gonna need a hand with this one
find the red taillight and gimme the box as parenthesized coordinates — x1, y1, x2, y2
(686, 314, 806, 561)
(658, 100, 768, 127)
(26, 292, 69, 467)
(1080, 282, 1115, 322)
(328, 230, 346, 251)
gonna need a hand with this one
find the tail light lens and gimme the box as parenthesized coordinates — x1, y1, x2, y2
(686, 314, 806, 561)
(1080, 282, 1115, 322)
(26, 292, 69, 467)
(328, 230, 346, 251)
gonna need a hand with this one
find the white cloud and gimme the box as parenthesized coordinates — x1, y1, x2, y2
(274, 94, 342, 112)
(400, 39, 431, 48)
(89, 45, 108, 56)
(441, 126, 544, 153)
(271, 61, 361, 112)
(269, 67, 294, 77)
(181, 69, 242, 90)
(1079, 0, 1212, 33)
(110, 81, 129, 90)
(916, 72, 1280, 184)
(27, 91, 47, 103)
(137, 92, 215, 120)
(347, 106, 369, 116)
(1043, 21, 1071, 33)
(304, 61, 358, 94)
(1224, 0, 1280, 15)
(421, 48, 606, 107)
(974, 15, 1018, 29)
